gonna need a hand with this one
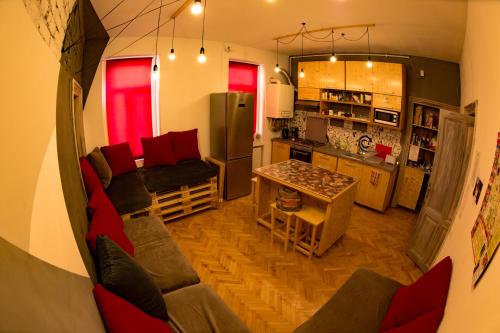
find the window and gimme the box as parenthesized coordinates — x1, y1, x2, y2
(228, 61, 260, 135)
(105, 57, 158, 158)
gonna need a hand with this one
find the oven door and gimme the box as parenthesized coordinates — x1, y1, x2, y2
(290, 148, 312, 163)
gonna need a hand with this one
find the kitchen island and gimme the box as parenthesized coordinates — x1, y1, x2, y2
(254, 159, 358, 256)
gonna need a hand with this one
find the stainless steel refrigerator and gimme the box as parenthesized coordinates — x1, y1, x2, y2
(210, 92, 254, 200)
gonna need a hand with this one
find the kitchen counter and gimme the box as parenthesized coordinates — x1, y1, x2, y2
(271, 138, 398, 173)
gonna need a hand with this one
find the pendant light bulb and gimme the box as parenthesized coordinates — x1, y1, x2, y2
(197, 47, 207, 63)
(299, 68, 305, 78)
(191, 0, 203, 15)
(330, 54, 337, 62)
(274, 64, 280, 73)
(169, 49, 176, 61)
(366, 57, 373, 68)
(152, 64, 159, 79)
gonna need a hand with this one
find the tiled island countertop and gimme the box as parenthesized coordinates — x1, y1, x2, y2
(254, 159, 357, 202)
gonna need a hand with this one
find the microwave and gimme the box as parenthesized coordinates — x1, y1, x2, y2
(373, 109, 399, 127)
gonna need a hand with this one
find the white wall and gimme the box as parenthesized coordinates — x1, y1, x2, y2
(84, 36, 289, 166)
(0, 1, 86, 275)
(437, 1, 500, 332)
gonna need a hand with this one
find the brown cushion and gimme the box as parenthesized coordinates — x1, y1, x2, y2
(123, 216, 200, 293)
(163, 283, 250, 333)
(293, 269, 402, 333)
(88, 147, 113, 188)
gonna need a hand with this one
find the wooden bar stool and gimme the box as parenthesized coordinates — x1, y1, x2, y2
(270, 202, 295, 251)
(293, 205, 325, 259)
(251, 177, 258, 215)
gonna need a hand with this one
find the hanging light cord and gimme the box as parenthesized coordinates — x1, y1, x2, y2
(100, 0, 127, 21)
(154, 0, 163, 65)
(171, 17, 176, 49)
(367, 27, 371, 55)
(276, 40, 279, 64)
(201, 0, 207, 48)
(331, 29, 335, 54)
(108, 0, 157, 46)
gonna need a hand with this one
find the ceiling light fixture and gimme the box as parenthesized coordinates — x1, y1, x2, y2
(197, 0, 207, 63)
(366, 27, 373, 68)
(299, 22, 306, 78)
(191, 0, 203, 15)
(169, 18, 176, 61)
(152, 0, 163, 79)
(330, 29, 337, 62)
(274, 40, 280, 73)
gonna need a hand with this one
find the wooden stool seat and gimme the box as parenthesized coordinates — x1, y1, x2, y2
(293, 205, 325, 259)
(270, 202, 295, 251)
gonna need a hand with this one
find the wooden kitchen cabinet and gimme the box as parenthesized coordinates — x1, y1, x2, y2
(319, 61, 345, 90)
(297, 87, 320, 101)
(357, 165, 396, 211)
(372, 93, 402, 111)
(372, 62, 403, 96)
(271, 141, 290, 164)
(298, 61, 321, 88)
(312, 152, 338, 172)
(397, 166, 425, 210)
(346, 61, 374, 92)
(338, 157, 396, 211)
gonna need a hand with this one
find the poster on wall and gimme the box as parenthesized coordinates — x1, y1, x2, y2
(471, 133, 500, 285)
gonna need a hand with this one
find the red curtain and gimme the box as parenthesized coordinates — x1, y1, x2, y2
(106, 58, 153, 158)
(228, 61, 258, 135)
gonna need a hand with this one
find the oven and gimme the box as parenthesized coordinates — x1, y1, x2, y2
(290, 146, 312, 163)
(373, 108, 400, 127)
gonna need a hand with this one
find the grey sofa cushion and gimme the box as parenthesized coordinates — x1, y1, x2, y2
(124, 216, 200, 293)
(164, 283, 251, 333)
(105, 171, 152, 215)
(0, 237, 106, 333)
(293, 269, 402, 333)
(142, 159, 218, 193)
(87, 147, 113, 188)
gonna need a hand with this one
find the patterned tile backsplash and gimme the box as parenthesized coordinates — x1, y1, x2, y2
(291, 111, 403, 158)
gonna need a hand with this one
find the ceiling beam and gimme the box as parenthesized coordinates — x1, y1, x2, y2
(274, 23, 376, 41)
(171, 0, 192, 19)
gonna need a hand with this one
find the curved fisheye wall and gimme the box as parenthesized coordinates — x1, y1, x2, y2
(0, 0, 107, 279)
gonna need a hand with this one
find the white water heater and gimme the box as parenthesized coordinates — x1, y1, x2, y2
(266, 83, 294, 118)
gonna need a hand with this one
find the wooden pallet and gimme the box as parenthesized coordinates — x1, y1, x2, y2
(151, 177, 219, 222)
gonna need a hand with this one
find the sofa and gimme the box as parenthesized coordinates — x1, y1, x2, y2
(82, 130, 222, 223)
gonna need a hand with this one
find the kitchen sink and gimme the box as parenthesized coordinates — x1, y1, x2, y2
(341, 151, 365, 161)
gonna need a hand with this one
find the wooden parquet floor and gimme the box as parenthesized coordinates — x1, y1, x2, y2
(164, 196, 422, 333)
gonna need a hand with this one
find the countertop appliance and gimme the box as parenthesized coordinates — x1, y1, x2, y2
(281, 127, 289, 139)
(291, 127, 299, 139)
(210, 92, 254, 200)
(374, 108, 400, 127)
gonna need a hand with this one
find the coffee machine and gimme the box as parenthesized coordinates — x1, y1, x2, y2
(290, 127, 299, 140)
(281, 127, 289, 139)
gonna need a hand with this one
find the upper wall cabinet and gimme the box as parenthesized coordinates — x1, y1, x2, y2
(298, 61, 321, 88)
(319, 61, 345, 90)
(372, 62, 403, 96)
(346, 61, 374, 92)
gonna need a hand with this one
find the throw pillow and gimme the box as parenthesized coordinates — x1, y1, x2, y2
(79, 157, 103, 197)
(101, 142, 137, 176)
(380, 256, 452, 333)
(96, 236, 168, 321)
(93, 284, 173, 333)
(88, 187, 124, 228)
(382, 310, 441, 333)
(141, 133, 177, 168)
(86, 192, 134, 256)
(87, 147, 113, 188)
(169, 129, 201, 162)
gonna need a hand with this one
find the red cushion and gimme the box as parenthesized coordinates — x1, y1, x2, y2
(86, 189, 134, 256)
(141, 134, 177, 168)
(88, 187, 124, 229)
(169, 129, 201, 161)
(80, 157, 103, 197)
(101, 143, 137, 176)
(93, 284, 174, 333)
(381, 256, 452, 333)
(382, 310, 441, 333)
